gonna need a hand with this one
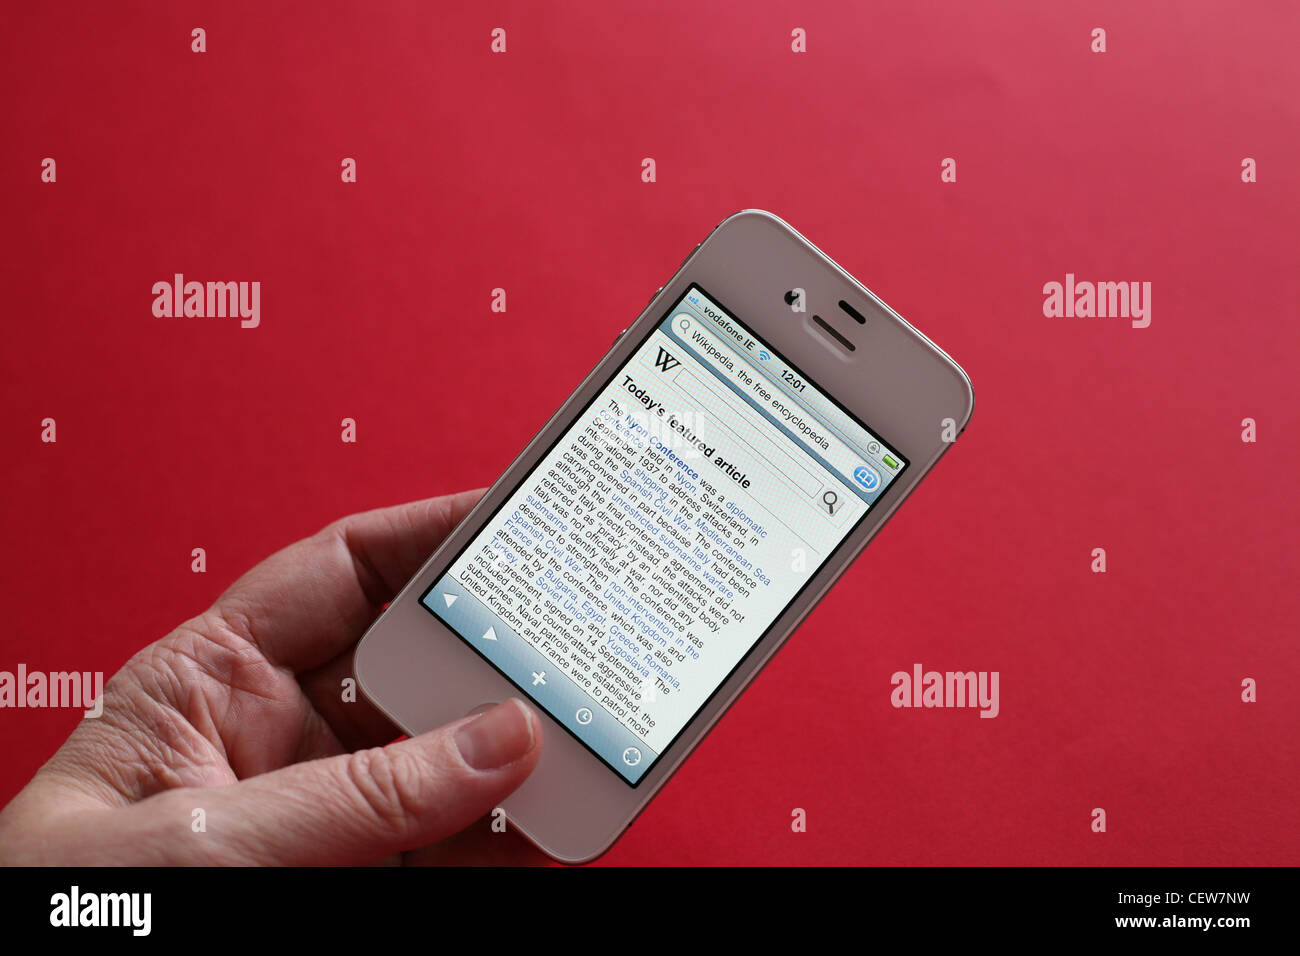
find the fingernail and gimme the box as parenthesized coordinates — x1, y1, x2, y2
(454, 699, 535, 770)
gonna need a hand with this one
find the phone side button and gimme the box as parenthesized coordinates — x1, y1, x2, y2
(611, 327, 627, 347)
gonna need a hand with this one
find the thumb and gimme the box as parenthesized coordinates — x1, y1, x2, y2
(200, 699, 541, 865)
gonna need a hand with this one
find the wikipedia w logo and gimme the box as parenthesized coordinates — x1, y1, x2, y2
(654, 347, 681, 372)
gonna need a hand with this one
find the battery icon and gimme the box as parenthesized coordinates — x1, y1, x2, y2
(882, 454, 899, 470)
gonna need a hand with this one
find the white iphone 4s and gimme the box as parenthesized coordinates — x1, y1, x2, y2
(356, 210, 975, 862)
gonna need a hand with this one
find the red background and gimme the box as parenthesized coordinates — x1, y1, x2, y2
(2, 1, 1297, 865)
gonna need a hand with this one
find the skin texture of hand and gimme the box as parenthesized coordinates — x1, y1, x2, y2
(0, 490, 548, 865)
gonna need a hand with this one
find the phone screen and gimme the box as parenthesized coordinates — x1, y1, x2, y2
(421, 285, 908, 783)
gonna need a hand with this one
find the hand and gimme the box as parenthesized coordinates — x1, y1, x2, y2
(0, 490, 545, 865)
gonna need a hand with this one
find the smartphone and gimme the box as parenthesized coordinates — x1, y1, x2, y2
(356, 209, 974, 862)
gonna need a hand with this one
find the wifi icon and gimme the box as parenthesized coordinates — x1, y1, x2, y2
(758, 350, 771, 361)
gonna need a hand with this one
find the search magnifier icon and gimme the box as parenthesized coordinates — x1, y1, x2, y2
(821, 490, 839, 515)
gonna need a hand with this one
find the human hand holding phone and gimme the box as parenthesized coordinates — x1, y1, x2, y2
(0, 491, 545, 866)
(1, 211, 974, 867)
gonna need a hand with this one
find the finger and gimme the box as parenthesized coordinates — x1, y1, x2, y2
(209, 489, 484, 672)
(297, 646, 402, 751)
(176, 699, 541, 865)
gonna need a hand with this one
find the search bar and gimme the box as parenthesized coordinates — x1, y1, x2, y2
(668, 318, 879, 498)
